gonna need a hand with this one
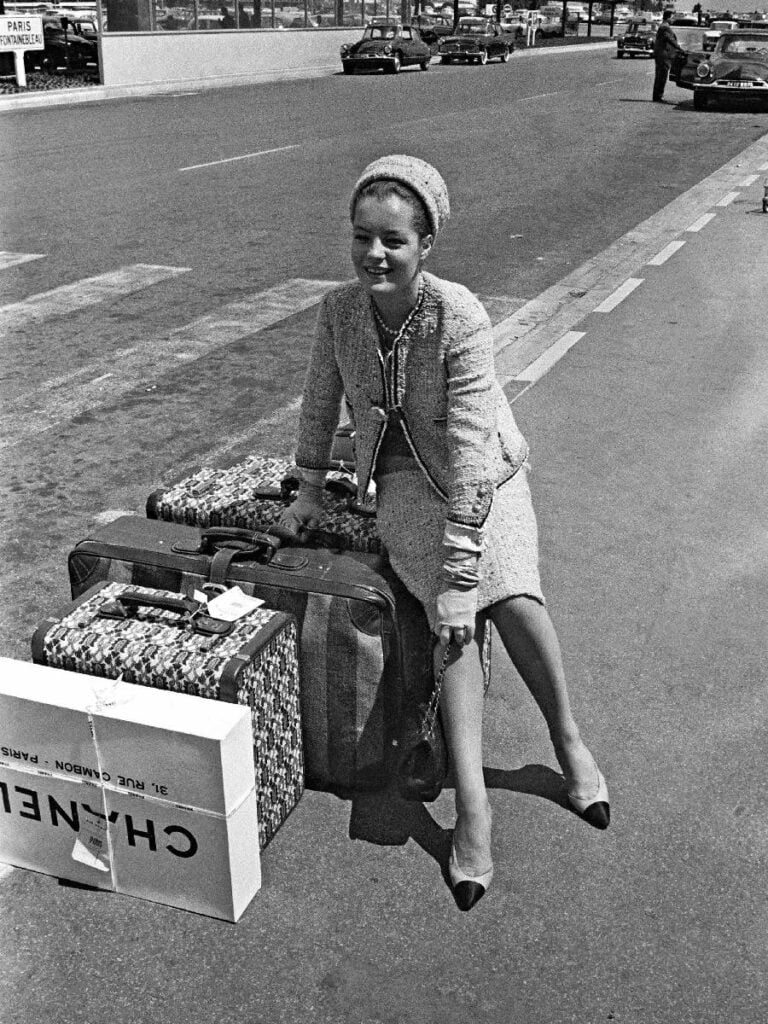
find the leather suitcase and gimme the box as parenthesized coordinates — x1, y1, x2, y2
(145, 454, 382, 555)
(67, 515, 491, 793)
(31, 581, 303, 850)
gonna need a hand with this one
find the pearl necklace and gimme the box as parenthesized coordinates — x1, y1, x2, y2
(371, 279, 425, 348)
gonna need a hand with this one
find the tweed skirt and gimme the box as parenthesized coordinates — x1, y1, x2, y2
(375, 463, 545, 631)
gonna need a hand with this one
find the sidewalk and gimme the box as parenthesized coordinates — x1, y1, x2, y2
(2, 137, 767, 1023)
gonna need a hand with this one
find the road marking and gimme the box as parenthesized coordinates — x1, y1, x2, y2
(0, 278, 340, 450)
(180, 144, 301, 172)
(593, 278, 643, 313)
(170, 396, 304, 481)
(686, 212, 716, 232)
(716, 191, 739, 207)
(515, 331, 585, 383)
(0, 265, 191, 337)
(738, 174, 759, 187)
(647, 240, 685, 266)
(0, 251, 45, 270)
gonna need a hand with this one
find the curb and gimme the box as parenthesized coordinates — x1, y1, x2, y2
(0, 40, 614, 112)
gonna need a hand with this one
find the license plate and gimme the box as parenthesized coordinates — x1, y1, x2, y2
(722, 81, 754, 89)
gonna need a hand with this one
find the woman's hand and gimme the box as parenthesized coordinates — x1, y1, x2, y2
(435, 585, 478, 647)
(277, 481, 325, 536)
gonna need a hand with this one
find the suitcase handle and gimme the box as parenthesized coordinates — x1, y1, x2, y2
(97, 590, 234, 637)
(172, 528, 280, 561)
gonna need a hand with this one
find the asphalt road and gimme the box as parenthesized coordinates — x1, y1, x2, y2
(2, 50, 767, 661)
(1, 50, 768, 1023)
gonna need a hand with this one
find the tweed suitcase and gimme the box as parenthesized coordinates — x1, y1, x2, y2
(66, 515, 490, 792)
(31, 581, 303, 850)
(146, 454, 381, 555)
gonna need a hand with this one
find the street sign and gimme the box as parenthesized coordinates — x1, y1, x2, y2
(0, 15, 44, 88)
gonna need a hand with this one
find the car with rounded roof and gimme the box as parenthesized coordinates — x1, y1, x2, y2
(340, 21, 432, 74)
(690, 29, 768, 108)
(438, 16, 514, 64)
(616, 18, 655, 57)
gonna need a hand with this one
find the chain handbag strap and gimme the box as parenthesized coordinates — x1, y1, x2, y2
(421, 640, 452, 733)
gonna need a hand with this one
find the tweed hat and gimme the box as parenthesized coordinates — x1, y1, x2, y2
(350, 154, 451, 237)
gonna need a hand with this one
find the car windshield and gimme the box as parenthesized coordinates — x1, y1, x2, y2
(720, 33, 768, 55)
(364, 25, 398, 39)
(627, 22, 652, 33)
(458, 20, 488, 34)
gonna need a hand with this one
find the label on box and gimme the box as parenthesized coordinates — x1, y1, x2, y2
(71, 807, 111, 872)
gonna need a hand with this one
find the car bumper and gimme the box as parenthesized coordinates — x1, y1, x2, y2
(695, 80, 768, 96)
(617, 44, 653, 55)
(341, 55, 397, 71)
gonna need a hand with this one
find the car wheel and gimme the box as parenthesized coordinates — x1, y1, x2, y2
(420, 58, 430, 71)
(617, 50, 624, 58)
(500, 47, 510, 62)
(478, 49, 488, 65)
(440, 55, 451, 63)
(342, 65, 353, 74)
(389, 53, 402, 73)
(693, 89, 708, 109)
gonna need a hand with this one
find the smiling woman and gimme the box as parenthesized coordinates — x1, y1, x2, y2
(279, 153, 611, 913)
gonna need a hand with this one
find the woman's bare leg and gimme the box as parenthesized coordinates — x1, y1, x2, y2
(434, 634, 493, 876)
(488, 595, 601, 797)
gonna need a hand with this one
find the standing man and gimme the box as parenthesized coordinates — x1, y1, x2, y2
(653, 9, 685, 103)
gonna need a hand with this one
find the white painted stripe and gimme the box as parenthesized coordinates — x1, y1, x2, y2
(716, 191, 739, 207)
(593, 278, 643, 313)
(173, 396, 304, 478)
(647, 240, 685, 266)
(0, 278, 341, 450)
(0, 265, 191, 337)
(180, 144, 300, 172)
(686, 212, 716, 232)
(0, 251, 45, 270)
(515, 331, 586, 383)
(738, 174, 759, 187)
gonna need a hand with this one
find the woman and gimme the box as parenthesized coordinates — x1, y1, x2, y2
(280, 155, 609, 911)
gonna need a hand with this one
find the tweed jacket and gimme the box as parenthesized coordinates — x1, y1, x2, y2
(294, 272, 529, 530)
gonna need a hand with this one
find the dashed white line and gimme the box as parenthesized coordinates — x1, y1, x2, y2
(0, 265, 191, 337)
(0, 251, 45, 270)
(515, 331, 586, 383)
(686, 212, 716, 232)
(0, 278, 340, 450)
(738, 174, 759, 187)
(647, 240, 685, 266)
(716, 192, 739, 207)
(180, 144, 300, 172)
(593, 278, 643, 313)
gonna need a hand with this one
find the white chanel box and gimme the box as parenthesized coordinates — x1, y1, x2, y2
(0, 657, 261, 921)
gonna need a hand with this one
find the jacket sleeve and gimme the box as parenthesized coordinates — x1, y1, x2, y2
(444, 300, 498, 531)
(294, 296, 345, 471)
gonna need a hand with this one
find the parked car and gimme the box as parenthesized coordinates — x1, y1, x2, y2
(702, 19, 739, 51)
(689, 29, 768, 108)
(616, 18, 655, 57)
(438, 16, 514, 63)
(340, 21, 432, 73)
(24, 13, 99, 73)
(411, 13, 454, 52)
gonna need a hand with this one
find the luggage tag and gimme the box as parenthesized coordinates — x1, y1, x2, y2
(203, 586, 265, 623)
